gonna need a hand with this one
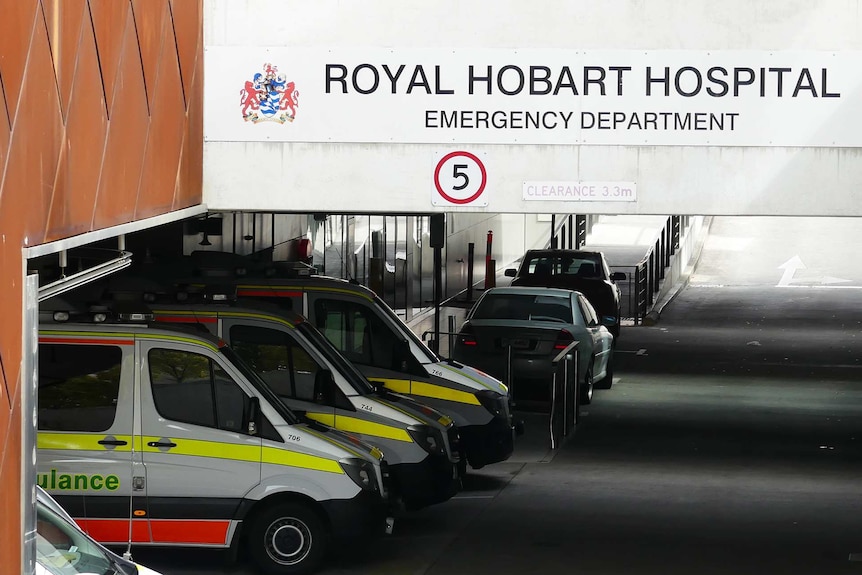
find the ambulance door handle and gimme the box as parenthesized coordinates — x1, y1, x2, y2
(147, 440, 177, 448)
(98, 438, 128, 447)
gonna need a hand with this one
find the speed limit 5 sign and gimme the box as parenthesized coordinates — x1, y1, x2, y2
(432, 151, 488, 207)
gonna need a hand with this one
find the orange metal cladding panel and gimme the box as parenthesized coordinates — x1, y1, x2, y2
(88, 0, 130, 115)
(136, 13, 186, 219)
(0, 68, 10, 180)
(43, 0, 87, 120)
(46, 13, 109, 241)
(2, 9, 64, 247)
(175, 46, 203, 210)
(0, 0, 38, 118)
(132, 0, 169, 111)
(92, 8, 150, 230)
(169, 0, 202, 107)
(0, 8, 32, 575)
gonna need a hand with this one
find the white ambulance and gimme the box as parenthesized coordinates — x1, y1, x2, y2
(36, 313, 393, 575)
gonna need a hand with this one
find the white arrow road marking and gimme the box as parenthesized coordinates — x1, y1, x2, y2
(777, 255, 805, 287)
(777, 284, 862, 290)
(820, 275, 852, 285)
(776, 256, 856, 287)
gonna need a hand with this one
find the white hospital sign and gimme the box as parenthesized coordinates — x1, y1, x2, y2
(204, 48, 862, 147)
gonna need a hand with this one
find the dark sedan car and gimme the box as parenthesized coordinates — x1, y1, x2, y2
(505, 249, 626, 337)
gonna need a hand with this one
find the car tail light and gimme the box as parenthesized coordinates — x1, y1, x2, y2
(457, 326, 477, 346)
(554, 329, 575, 350)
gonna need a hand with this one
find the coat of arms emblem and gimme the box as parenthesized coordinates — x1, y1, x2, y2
(240, 63, 299, 124)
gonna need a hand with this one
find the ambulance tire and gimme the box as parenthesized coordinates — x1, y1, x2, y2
(248, 501, 328, 575)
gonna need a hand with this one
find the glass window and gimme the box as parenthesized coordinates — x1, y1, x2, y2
(473, 293, 572, 324)
(578, 295, 599, 326)
(38, 344, 122, 432)
(36, 498, 114, 575)
(149, 348, 248, 432)
(523, 253, 603, 279)
(214, 362, 245, 432)
(230, 324, 348, 406)
(314, 299, 402, 370)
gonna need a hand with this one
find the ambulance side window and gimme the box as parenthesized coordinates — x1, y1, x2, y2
(314, 299, 399, 370)
(38, 344, 122, 432)
(148, 348, 247, 433)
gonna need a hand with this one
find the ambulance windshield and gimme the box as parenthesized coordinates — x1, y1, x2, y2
(373, 295, 439, 363)
(36, 497, 122, 575)
(220, 346, 301, 424)
(297, 322, 376, 395)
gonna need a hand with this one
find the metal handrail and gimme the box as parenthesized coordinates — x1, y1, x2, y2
(549, 341, 578, 450)
(606, 215, 689, 325)
(423, 328, 579, 450)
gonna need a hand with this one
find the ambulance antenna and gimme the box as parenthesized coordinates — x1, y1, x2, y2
(123, 365, 136, 561)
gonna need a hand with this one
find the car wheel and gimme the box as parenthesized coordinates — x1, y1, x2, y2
(596, 349, 614, 390)
(247, 501, 328, 575)
(573, 376, 582, 427)
(602, 359, 614, 389)
(580, 363, 594, 405)
(611, 305, 622, 338)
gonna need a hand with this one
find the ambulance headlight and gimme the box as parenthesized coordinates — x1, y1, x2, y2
(339, 458, 379, 492)
(476, 389, 508, 419)
(407, 425, 445, 457)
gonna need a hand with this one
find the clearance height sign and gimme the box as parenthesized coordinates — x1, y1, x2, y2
(204, 48, 862, 147)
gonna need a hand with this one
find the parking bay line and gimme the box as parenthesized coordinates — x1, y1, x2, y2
(615, 348, 648, 355)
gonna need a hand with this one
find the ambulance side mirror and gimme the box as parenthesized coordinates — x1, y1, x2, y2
(245, 396, 261, 436)
(314, 369, 336, 405)
(393, 339, 411, 372)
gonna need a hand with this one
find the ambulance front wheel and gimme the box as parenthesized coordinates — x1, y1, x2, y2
(248, 501, 329, 575)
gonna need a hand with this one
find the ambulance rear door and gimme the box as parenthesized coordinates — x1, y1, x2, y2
(36, 336, 147, 544)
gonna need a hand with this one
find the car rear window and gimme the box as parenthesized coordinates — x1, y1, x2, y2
(523, 254, 602, 279)
(473, 294, 572, 323)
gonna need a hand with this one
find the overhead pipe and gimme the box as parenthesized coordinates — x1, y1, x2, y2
(39, 251, 133, 302)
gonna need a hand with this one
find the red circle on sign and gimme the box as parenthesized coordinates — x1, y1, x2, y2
(434, 151, 487, 205)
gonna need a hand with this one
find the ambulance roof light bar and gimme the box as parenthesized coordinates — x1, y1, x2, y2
(202, 284, 238, 303)
(47, 302, 153, 324)
(262, 260, 318, 278)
